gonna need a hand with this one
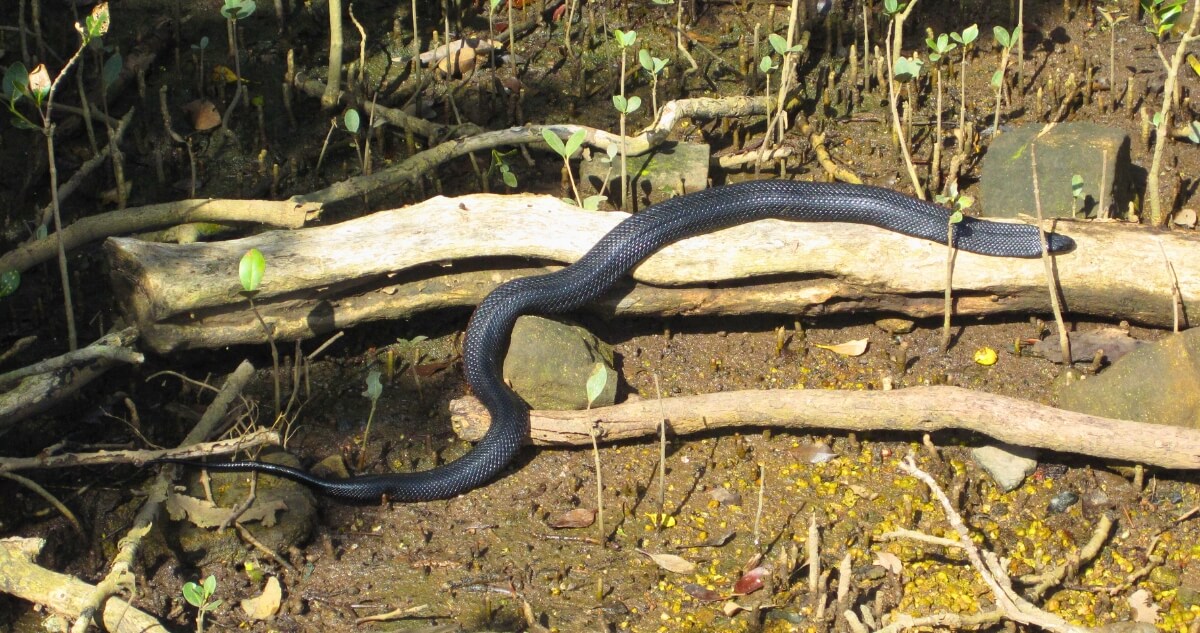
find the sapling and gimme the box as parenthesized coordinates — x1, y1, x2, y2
(991, 26, 1017, 135)
(950, 25, 979, 137)
(239, 248, 282, 416)
(220, 0, 255, 108)
(585, 362, 608, 542)
(887, 50, 925, 198)
(543, 128, 587, 206)
(926, 32, 957, 192)
(1141, 0, 1200, 226)
(487, 148, 519, 190)
(191, 36, 210, 95)
(357, 369, 382, 470)
(1, 2, 110, 351)
(638, 48, 670, 120)
(1071, 174, 1085, 217)
(933, 183, 972, 352)
(182, 575, 222, 633)
(613, 29, 638, 210)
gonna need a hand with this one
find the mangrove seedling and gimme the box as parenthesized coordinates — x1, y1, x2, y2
(357, 369, 383, 470)
(543, 127, 587, 206)
(887, 51, 925, 198)
(240, 248, 282, 416)
(220, 0, 255, 107)
(638, 48, 670, 120)
(926, 32, 957, 192)
(487, 148, 519, 190)
(1097, 4, 1129, 99)
(182, 575, 222, 633)
(191, 35, 211, 95)
(1, 2, 110, 351)
(1071, 174, 1085, 217)
(1141, 0, 1200, 225)
(586, 362, 609, 541)
(0, 269, 18, 299)
(991, 25, 1017, 134)
(614, 29, 638, 210)
(934, 183, 972, 351)
(950, 25, 979, 135)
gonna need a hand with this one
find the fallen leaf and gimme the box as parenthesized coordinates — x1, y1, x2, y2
(549, 508, 595, 529)
(165, 492, 288, 528)
(437, 46, 476, 77)
(708, 487, 741, 506)
(732, 567, 768, 596)
(873, 551, 903, 575)
(789, 442, 836, 464)
(182, 99, 221, 131)
(637, 549, 696, 574)
(240, 576, 282, 620)
(682, 583, 722, 602)
(814, 338, 868, 356)
(1128, 588, 1160, 623)
(722, 601, 748, 616)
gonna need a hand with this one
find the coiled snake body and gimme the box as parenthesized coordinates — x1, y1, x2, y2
(164, 181, 1074, 503)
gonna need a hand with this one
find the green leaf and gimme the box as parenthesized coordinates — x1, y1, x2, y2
(952, 24, 979, 46)
(502, 170, 518, 187)
(758, 56, 774, 73)
(202, 574, 217, 597)
(625, 95, 642, 113)
(364, 369, 383, 401)
(239, 248, 266, 293)
(614, 29, 637, 48)
(102, 53, 122, 91)
(343, 108, 360, 133)
(582, 194, 606, 210)
(204, 599, 223, 611)
(990, 68, 1004, 89)
(993, 25, 1012, 48)
(638, 48, 653, 71)
(199, 35, 210, 50)
(2, 62, 28, 101)
(542, 128, 567, 156)
(1188, 120, 1200, 143)
(182, 582, 204, 607)
(1071, 174, 1085, 198)
(948, 210, 964, 224)
(956, 195, 974, 210)
(893, 56, 923, 82)
(1152, 111, 1164, 127)
(84, 2, 111, 41)
(0, 269, 20, 298)
(612, 94, 627, 112)
(585, 363, 609, 408)
(768, 33, 788, 56)
(564, 129, 586, 156)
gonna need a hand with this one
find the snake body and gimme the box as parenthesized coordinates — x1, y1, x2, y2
(163, 181, 1074, 503)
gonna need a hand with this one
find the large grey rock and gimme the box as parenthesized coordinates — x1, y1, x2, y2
(980, 122, 1130, 219)
(503, 316, 617, 410)
(579, 141, 710, 208)
(1056, 328, 1200, 430)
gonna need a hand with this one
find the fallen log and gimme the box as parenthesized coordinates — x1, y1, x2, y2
(104, 193, 1199, 353)
(449, 387, 1200, 470)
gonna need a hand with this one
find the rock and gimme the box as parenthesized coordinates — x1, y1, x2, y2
(980, 122, 1130, 219)
(971, 444, 1038, 492)
(579, 141, 710, 208)
(503, 316, 617, 410)
(1028, 327, 1148, 364)
(1056, 328, 1200, 430)
(170, 451, 318, 566)
(874, 317, 915, 335)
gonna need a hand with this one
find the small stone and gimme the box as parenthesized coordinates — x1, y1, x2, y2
(874, 318, 914, 334)
(971, 444, 1038, 492)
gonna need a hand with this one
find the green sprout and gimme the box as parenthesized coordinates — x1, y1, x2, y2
(543, 128, 587, 207)
(614, 29, 637, 210)
(487, 148, 519, 189)
(951, 24, 980, 134)
(638, 49, 670, 120)
(357, 369, 383, 470)
(182, 575, 222, 633)
(1142, 0, 1187, 39)
(239, 248, 281, 414)
(991, 25, 1017, 133)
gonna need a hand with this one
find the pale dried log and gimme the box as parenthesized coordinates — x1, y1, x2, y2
(0, 198, 320, 275)
(106, 193, 1200, 353)
(0, 537, 169, 633)
(449, 387, 1200, 470)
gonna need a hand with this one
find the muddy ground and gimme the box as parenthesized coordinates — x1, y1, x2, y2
(1, 0, 1199, 631)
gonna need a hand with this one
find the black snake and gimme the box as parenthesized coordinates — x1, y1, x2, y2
(160, 181, 1074, 502)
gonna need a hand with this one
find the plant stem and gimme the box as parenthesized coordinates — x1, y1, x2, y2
(931, 66, 943, 192)
(1029, 141, 1073, 372)
(992, 43, 1012, 135)
(885, 32, 925, 199)
(1146, 0, 1200, 226)
(322, 0, 344, 109)
(619, 46, 630, 210)
(941, 221, 955, 352)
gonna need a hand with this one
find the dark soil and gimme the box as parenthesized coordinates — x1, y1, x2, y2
(1, 1, 1199, 632)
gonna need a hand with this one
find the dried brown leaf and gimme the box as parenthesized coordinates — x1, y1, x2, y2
(549, 508, 596, 529)
(637, 549, 696, 574)
(814, 338, 869, 356)
(682, 583, 722, 602)
(239, 576, 282, 620)
(732, 566, 767, 596)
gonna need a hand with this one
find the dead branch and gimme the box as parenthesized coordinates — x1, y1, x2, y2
(105, 192, 1200, 353)
(0, 537, 169, 633)
(0, 198, 320, 275)
(0, 428, 281, 473)
(449, 386, 1200, 470)
(0, 328, 140, 431)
